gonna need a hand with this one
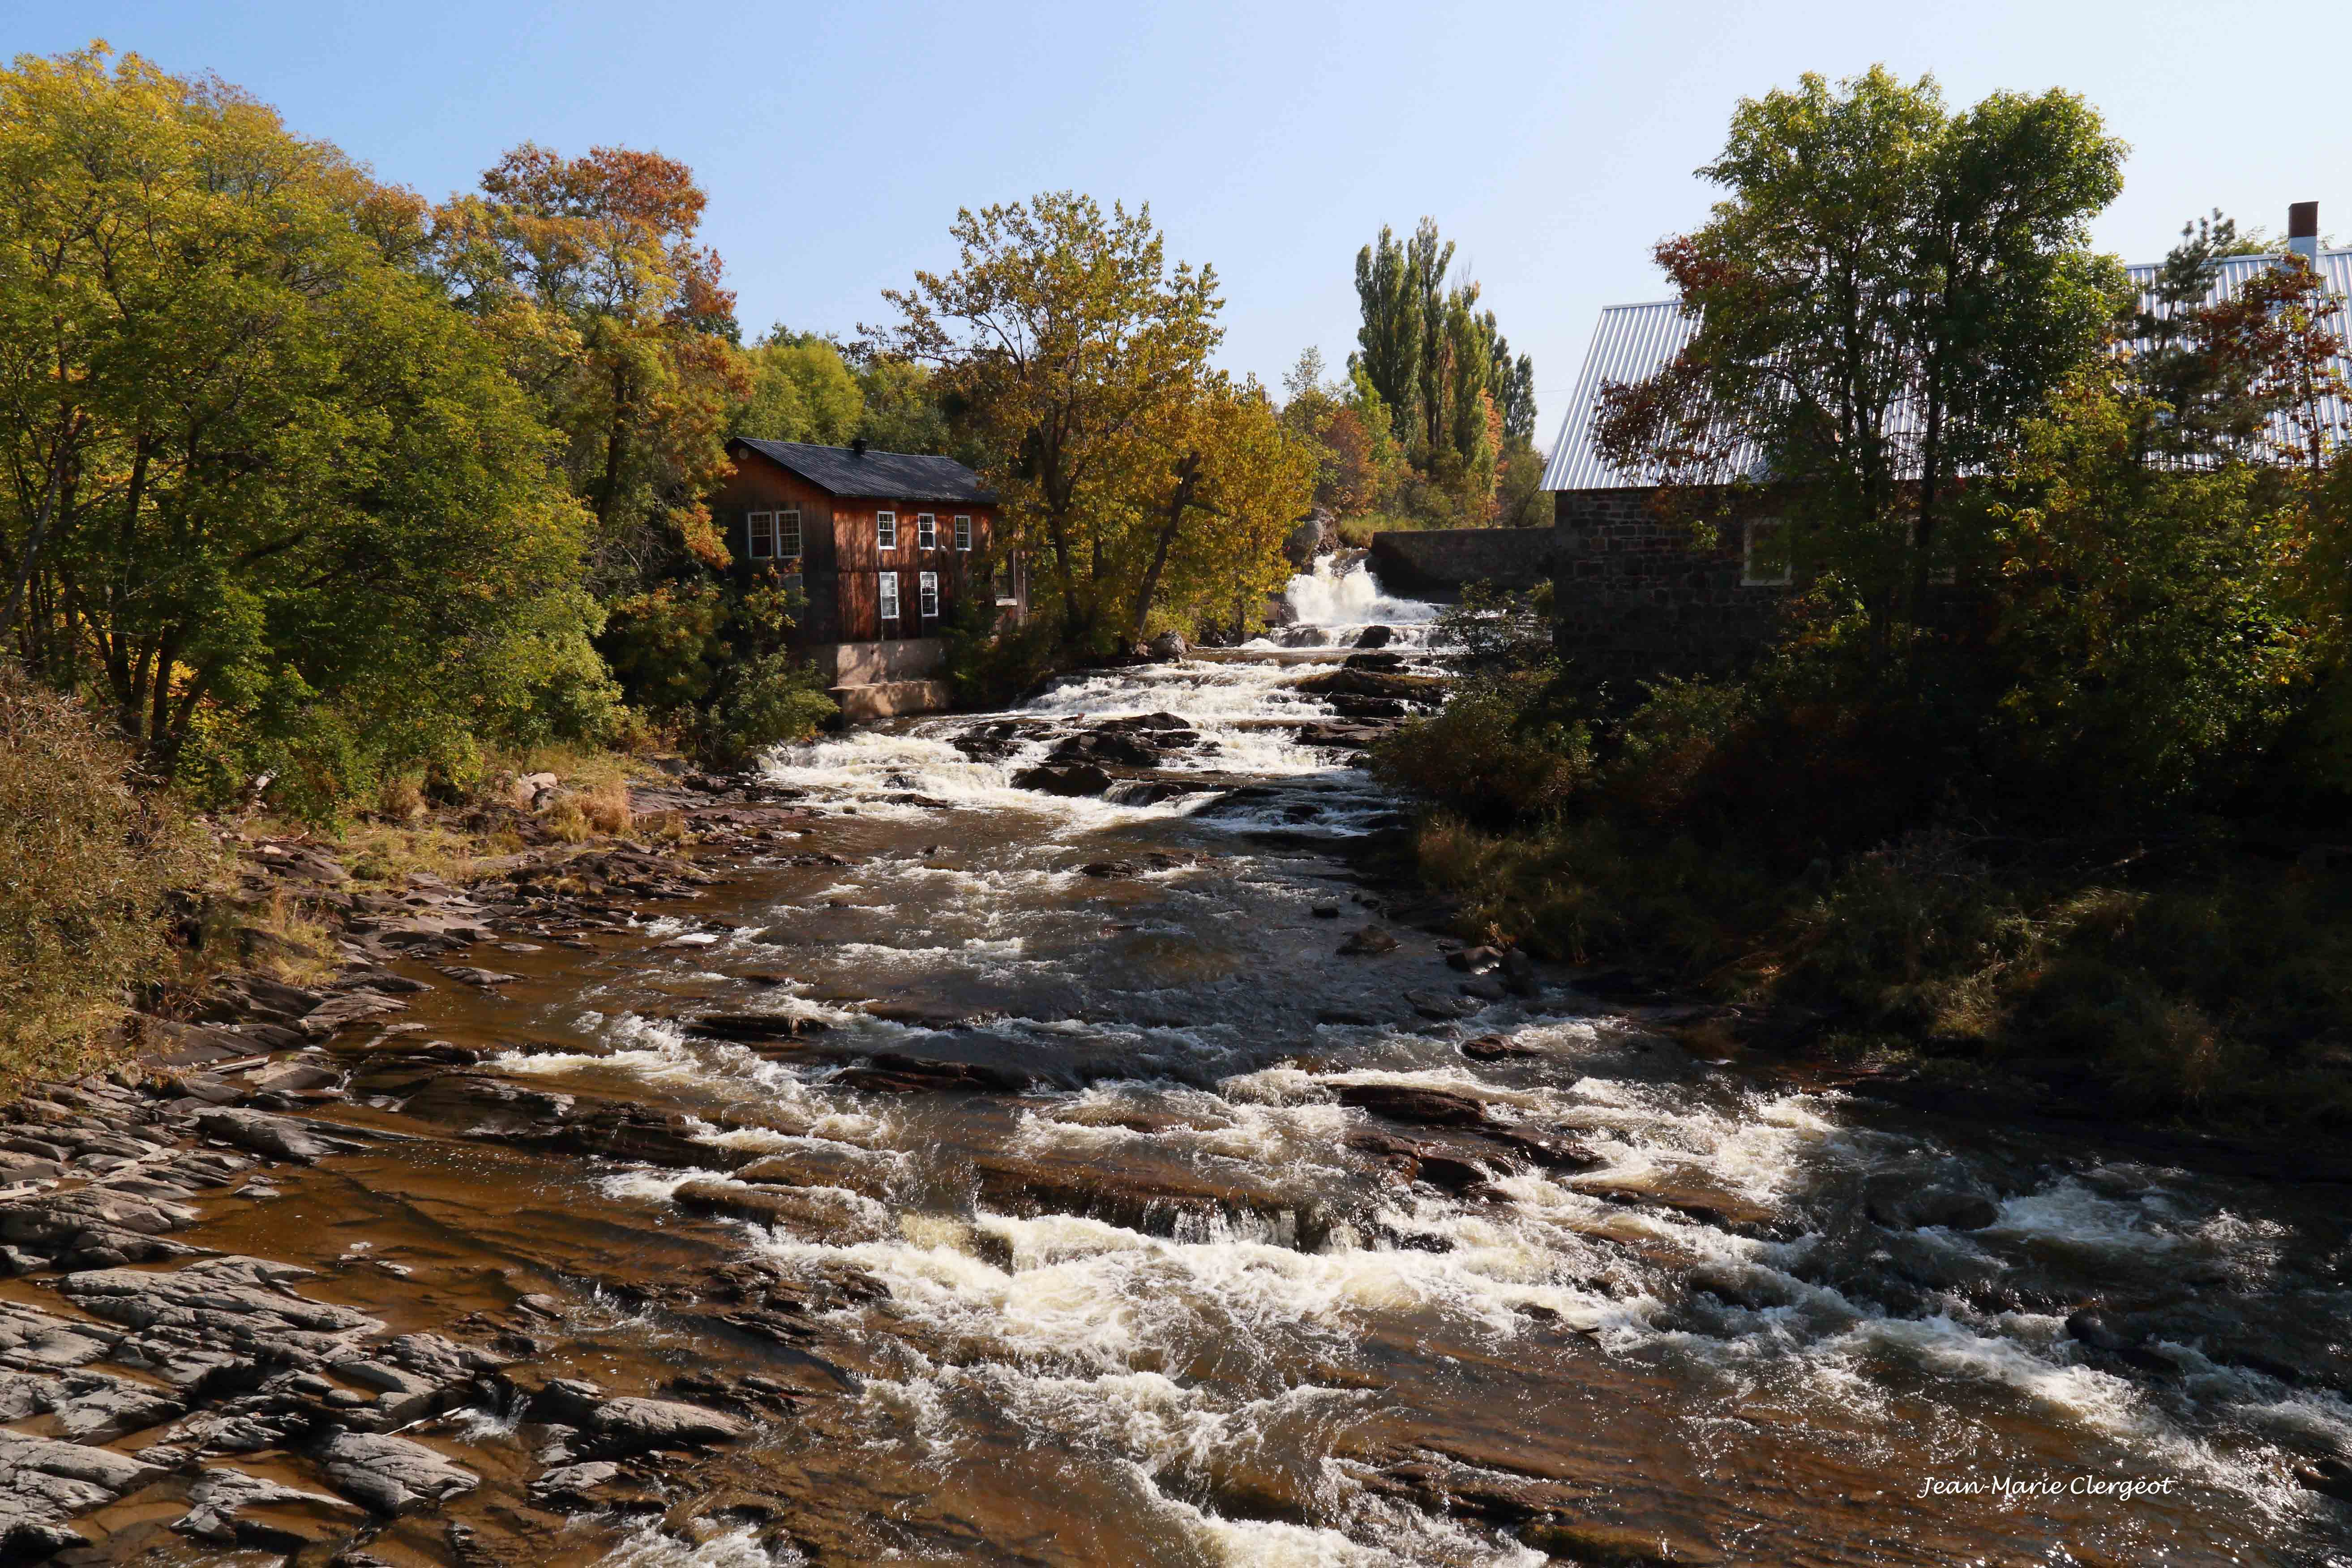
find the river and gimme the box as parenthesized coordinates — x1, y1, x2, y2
(89, 557, 2352, 1565)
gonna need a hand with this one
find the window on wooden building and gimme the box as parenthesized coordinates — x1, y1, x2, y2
(878, 571, 900, 624)
(919, 571, 939, 619)
(877, 510, 897, 550)
(916, 513, 937, 548)
(953, 514, 972, 551)
(747, 512, 774, 559)
(778, 510, 801, 559)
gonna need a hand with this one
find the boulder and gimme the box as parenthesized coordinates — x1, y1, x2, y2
(1010, 763, 1113, 797)
(194, 1106, 341, 1164)
(1146, 630, 1189, 662)
(315, 1431, 478, 1515)
(1337, 928, 1399, 956)
(1353, 624, 1395, 648)
(1337, 1084, 1494, 1129)
(576, 1397, 749, 1458)
(829, 1053, 1027, 1094)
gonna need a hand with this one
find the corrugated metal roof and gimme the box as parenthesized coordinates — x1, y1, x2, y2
(1543, 248, 2352, 491)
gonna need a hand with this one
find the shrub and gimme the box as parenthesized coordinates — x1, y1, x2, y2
(698, 652, 837, 769)
(0, 671, 210, 1088)
(1373, 678, 1591, 828)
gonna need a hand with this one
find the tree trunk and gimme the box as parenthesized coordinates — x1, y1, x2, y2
(1128, 454, 1201, 643)
(0, 416, 81, 646)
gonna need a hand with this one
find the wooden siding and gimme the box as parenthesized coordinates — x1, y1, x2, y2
(709, 457, 840, 642)
(830, 497, 995, 643)
(715, 446, 999, 648)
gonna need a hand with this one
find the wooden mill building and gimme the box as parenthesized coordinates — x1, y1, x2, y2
(712, 437, 1027, 719)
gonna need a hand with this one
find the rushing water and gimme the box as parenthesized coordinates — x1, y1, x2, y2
(321, 556, 2352, 1564)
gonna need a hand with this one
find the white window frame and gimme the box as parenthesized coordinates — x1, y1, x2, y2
(877, 570, 900, 625)
(918, 570, 939, 619)
(876, 510, 897, 551)
(1741, 518, 1791, 587)
(953, 514, 972, 551)
(916, 513, 937, 549)
(777, 509, 801, 560)
(746, 511, 775, 560)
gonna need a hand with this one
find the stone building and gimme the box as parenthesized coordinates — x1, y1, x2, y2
(1544, 202, 2352, 682)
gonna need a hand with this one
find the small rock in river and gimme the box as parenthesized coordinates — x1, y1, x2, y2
(1338, 928, 1398, 956)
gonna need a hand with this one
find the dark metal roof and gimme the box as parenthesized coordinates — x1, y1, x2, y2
(731, 437, 995, 503)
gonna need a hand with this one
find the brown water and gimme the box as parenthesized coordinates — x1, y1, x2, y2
(156, 562, 2352, 1564)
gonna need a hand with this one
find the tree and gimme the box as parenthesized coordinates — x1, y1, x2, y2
(880, 193, 1223, 653)
(432, 142, 747, 581)
(0, 45, 607, 795)
(1349, 218, 1532, 523)
(1122, 373, 1315, 642)
(738, 327, 864, 446)
(1598, 66, 2125, 649)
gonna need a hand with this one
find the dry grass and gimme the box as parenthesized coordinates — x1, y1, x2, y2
(2, 672, 214, 1088)
(578, 777, 633, 834)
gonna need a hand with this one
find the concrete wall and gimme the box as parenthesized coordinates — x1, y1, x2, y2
(1551, 487, 1787, 681)
(805, 637, 947, 685)
(1366, 527, 1556, 595)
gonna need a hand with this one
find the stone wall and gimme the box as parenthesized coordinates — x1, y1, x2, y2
(1551, 487, 1787, 682)
(1366, 528, 1556, 595)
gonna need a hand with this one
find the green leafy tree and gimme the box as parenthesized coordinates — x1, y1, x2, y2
(738, 327, 864, 446)
(0, 44, 608, 797)
(880, 193, 1223, 654)
(1598, 66, 2125, 649)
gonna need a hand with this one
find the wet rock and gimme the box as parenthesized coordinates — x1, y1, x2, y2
(315, 1431, 478, 1515)
(672, 1180, 883, 1241)
(1337, 927, 1398, 956)
(829, 1053, 1028, 1094)
(1311, 904, 1341, 918)
(296, 990, 411, 1039)
(581, 1397, 750, 1457)
(1337, 1084, 1493, 1129)
(1353, 624, 1394, 648)
(0, 1430, 167, 1558)
(1478, 1127, 1605, 1171)
(433, 966, 519, 988)
(1343, 650, 1405, 671)
(2296, 1455, 2352, 1503)
(177, 1464, 367, 1549)
(1518, 1515, 1725, 1565)
(2065, 1308, 2133, 1354)
(1864, 1178, 2000, 1232)
(1146, 630, 1189, 662)
(1289, 667, 1446, 703)
(1011, 763, 1113, 797)
(529, 1459, 660, 1512)
(687, 1012, 830, 1043)
(1446, 946, 1504, 974)
(0, 1302, 113, 1369)
(1460, 1034, 1541, 1062)
(194, 1106, 342, 1164)
(62, 1256, 384, 1365)
(1405, 988, 1476, 1020)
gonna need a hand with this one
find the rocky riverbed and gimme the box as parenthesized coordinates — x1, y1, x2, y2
(7, 559, 2352, 1566)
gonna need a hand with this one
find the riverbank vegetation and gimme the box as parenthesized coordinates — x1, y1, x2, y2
(1378, 69, 2352, 1135)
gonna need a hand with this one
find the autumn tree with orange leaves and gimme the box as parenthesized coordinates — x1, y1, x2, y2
(432, 145, 749, 583)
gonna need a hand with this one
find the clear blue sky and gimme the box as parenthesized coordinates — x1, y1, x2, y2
(17, 0, 2347, 446)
